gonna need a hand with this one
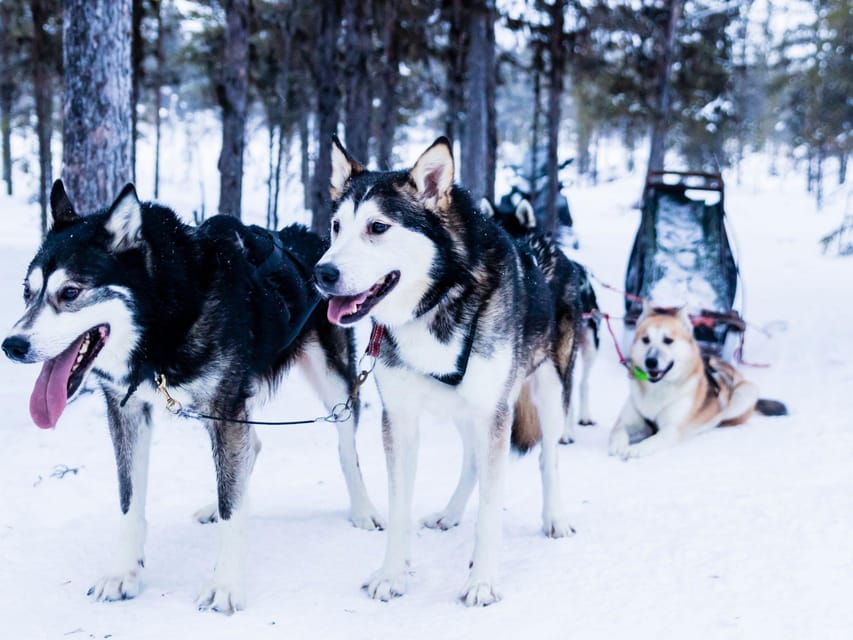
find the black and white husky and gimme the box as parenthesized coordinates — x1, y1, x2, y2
(314, 137, 574, 606)
(481, 197, 601, 439)
(2, 181, 381, 614)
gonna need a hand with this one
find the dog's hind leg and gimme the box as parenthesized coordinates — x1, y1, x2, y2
(576, 323, 598, 427)
(531, 365, 575, 538)
(89, 392, 152, 603)
(423, 423, 476, 530)
(196, 413, 258, 615)
(298, 340, 383, 530)
(193, 429, 261, 525)
(459, 405, 511, 607)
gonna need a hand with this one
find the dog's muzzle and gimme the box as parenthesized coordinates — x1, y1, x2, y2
(2, 335, 33, 363)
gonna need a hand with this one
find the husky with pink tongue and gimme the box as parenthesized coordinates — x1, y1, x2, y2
(314, 137, 575, 607)
(3, 180, 382, 614)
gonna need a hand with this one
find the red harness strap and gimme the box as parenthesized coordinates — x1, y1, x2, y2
(367, 323, 385, 358)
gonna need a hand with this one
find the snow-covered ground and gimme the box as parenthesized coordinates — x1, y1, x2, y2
(0, 131, 851, 639)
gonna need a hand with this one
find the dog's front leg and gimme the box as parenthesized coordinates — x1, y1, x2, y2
(364, 404, 418, 601)
(608, 400, 648, 458)
(460, 405, 511, 607)
(89, 392, 152, 602)
(196, 418, 257, 615)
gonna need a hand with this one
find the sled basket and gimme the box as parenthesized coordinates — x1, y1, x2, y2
(624, 171, 742, 355)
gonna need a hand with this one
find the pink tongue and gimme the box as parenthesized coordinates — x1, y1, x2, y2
(327, 291, 370, 325)
(29, 335, 85, 429)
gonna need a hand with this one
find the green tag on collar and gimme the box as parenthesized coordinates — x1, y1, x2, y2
(632, 365, 649, 381)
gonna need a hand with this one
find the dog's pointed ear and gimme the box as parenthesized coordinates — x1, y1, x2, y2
(480, 198, 495, 219)
(410, 137, 454, 210)
(49, 180, 78, 228)
(105, 183, 143, 252)
(330, 135, 364, 202)
(515, 199, 536, 229)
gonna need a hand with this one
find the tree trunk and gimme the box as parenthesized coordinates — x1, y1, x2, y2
(310, 0, 342, 236)
(376, 0, 400, 169)
(131, 0, 143, 183)
(272, 124, 285, 230)
(484, 0, 497, 203)
(300, 108, 311, 212)
(530, 60, 542, 201)
(217, 0, 249, 218)
(344, 0, 372, 162)
(839, 152, 847, 185)
(153, 0, 163, 198)
(544, 0, 566, 234)
(31, 0, 54, 235)
(0, 2, 13, 197)
(445, 0, 466, 144)
(460, 0, 494, 205)
(645, 0, 682, 179)
(62, 0, 133, 212)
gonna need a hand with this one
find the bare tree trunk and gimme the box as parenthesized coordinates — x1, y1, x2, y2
(460, 0, 494, 205)
(376, 0, 400, 169)
(344, 0, 372, 162)
(272, 124, 285, 229)
(445, 0, 466, 144)
(62, 0, 133, 212)
(300, 108, 311, 212)
(544, 0, 566, 234)
(839, 152, 847, 185)
(266, 114, 275, 227)
(530, 59, 542, 202)
(31, 0, 54, 235)
(153, 0, 163, 198)
(310, 0, 341, 236)
(217, 0, 249, 218)
(0, 2, 14, 197)
(645, 0, 682, 179)
(484, 0, 497, 203)
(131, 0, 143, 183)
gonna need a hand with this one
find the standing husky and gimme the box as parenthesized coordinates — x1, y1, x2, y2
(2, 181, 382, 614)
(609, 305, 787, 458)
(314, 137, 574, 606)
(481, 198, 600, 441)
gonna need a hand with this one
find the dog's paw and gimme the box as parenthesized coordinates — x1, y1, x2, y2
(196, 582, 245, 615)
(350, 506, 385, 531)
(88, 566, 143, 602)
(193, 503, 219, 525)
(363, 569, 407, 602)
(558, 435, 575, 445)
(608, 428, 630, 458)
(459, 579, 502, 607)
(578, 418, 596, 427)
(542, 514, 576, 539)
(422, 510, 462, 531)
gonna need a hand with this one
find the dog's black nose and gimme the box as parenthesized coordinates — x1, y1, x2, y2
(645, 356, 658, 370)
(314, 263, 340, 287)
(3, 335, 31, 362)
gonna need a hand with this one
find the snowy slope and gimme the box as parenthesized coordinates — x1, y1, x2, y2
(0, 143, 851, 640)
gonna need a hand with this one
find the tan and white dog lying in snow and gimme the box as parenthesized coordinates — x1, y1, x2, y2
(609, 306, 786, 458)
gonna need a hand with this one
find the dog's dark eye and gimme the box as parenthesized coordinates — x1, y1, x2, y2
(641, 336, 650, 345)
(331, 219, 340, 234)
(370, 221, 389, 235)
(59, 287, 80, 302)
(662, 336, 673, 345)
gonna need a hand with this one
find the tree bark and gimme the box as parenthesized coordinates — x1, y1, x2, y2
(31, 0, 54, 235)
(0, 2, 14, 196)
(376, 0, 400, 169)
(530, 59, 542, 202)
(217, 0, 249, 218)
(444, 0, 466, 144)
(62, 0, 133, 212)
(645, 0, 682, 179)
(153, 0, 163, 198)
(344, 0, 372, 162)
(544, 0, 566, 234)
(460, 0, 494, 205)
(300, 107, 311, 212)
(484, 0, 497, 204)
(310, 0, 342, 236)
(131, 0, 143, 183)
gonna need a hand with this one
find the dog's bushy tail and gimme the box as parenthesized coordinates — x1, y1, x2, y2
(755, 398, 788, 416)
(511, 383, 542, 454)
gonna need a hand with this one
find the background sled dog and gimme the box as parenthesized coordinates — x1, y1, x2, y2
(481, 197, 600, 441)
(314, 137, 574, 607)
(609, 305, 787, 458)
(1, 181, 381, 614)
